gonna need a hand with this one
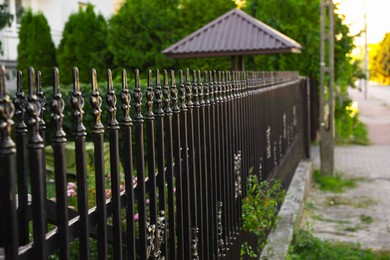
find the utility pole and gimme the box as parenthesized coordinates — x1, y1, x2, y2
(320, 0, 335, 176)
(364, 2, 369, 99)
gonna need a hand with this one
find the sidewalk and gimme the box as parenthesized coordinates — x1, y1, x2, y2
(304, 86, 390, 251)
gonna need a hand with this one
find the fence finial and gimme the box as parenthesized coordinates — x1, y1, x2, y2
(50, 67, 66, 142)
(90, 68, 104, 133)
(106, 69, 119, 129)
(192, 70, 199, 107)
(163, 70, 172, 115)
(145, 70, 155, 119)
(170, 70, 179, 113)
(155, 70, 164, 116)
(121, 69, 132, 126)
(203, 71, 209, 105)
(186, 68, 192, 107)
(0, 66, 15, 149)
(72, 67, 87, 137)
(179, 70, 186, 110)
(14, 71, 27, 132)
(133, 69, 143, 122)
(36, 71, 46, 132)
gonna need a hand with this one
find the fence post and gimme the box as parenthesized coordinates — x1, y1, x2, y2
(0, 66, 18, 259)
(120, 69, 136, 260)
(51, 68, 70, 260)
(14, 71, 29, 246)
(26, 67, 47, 259)
(71, 67, 90, 259)
(90, 69, 107, 260)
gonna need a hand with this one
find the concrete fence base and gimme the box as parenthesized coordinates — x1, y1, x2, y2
(260, 160, 313, 260)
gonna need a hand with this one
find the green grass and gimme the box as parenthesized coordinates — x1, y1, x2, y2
(360, 214, 374, 224)
(313, 170, 357, 193)
(288, 230, 390, 260)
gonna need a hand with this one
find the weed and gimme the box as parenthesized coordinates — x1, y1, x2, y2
(313, 215, 351, 225)
(360, 214, 374, 224)
(343, 225, 361, 232)
(325, 195, 376, 208)
(288, 230, 390, 260)
(313, 170, 356, 193)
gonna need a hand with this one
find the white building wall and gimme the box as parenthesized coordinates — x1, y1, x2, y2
(0, 0, 115, 90)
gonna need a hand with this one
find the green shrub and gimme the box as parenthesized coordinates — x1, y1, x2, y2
(335, 99, 369, 145)
(17, 9, 56, 86)
(241, 173, 285, 257)
(57, 5, 110, 84)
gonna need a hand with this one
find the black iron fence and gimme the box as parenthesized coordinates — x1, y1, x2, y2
(0, 67, 310, 259)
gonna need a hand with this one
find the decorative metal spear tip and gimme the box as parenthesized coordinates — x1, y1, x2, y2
(155, 69, 164, 116)
(170, 70, 175, 85)
(0, 66, 16, 150)
(16, 71, 22, 92)
(192, 69, 197, 83)
(135, 69, 140, 89)
(122, 69, 127, 90)
(186, 68, 190, 82)
(71, 67, 86, 136)
(90, 68, 104, 133)
(106, 68, 119, 129)
(91, 68, 98, 91)
(145, 70, 154, 119)
(179, 70, 183, 84)
(120, 69, 132, 126)
(107, 68, 114, 91)
(73, 67, 80, 91)
(52, 67, 60, 93)
(0, 66, 5, 97)
(28, 67, 35, 97)
(51, 67, 67, 142)
(162, 69, 171, 115)
(133, 69, 143, 122)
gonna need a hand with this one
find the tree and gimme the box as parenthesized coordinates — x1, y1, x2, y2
(107, 0, 178, 72)
(370, 33, 390, 85)
(17, 9, 56, 86)
(57, 5, 110, 84)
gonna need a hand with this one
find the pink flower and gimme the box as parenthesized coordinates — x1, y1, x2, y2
(120, 184, 125, 192)
(67, 189, 77, 198)
(146, 199, 150, 204)
(67, 182, 77, 190)
(134, 213, 139, 221)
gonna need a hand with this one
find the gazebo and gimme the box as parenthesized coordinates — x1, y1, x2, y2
(162, 8, 302, 70)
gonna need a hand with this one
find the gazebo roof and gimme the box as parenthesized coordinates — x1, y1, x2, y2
(162, 8, 302, 58)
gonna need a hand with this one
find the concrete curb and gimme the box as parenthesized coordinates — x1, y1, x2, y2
(260, 160, 313, 260)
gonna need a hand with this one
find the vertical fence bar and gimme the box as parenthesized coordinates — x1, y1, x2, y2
(36, 71, 47, 205)
(14, 71, 29, 245)
(175, 70, 185, 259)
(155, 70, 167, 258)
(71, 67, 90, 259)
(186, 68, 199, 259)
(214, 70, 224, 258)
(146, 70, 158, 258)
(51, 68, 70, 260)
(106, 69, 123, 260)
(199, 70, 209, 259)
(90, 69, 107, 260)
(221, 71, 230, 256)
(26, 67, 46, 259)
(120, 69, 136, 260)
(203, 71, 215, 259)
(179, 70, 191, 259)
(0, 66, 18, 259)
(133, 70, 148, 259)
(164, 70, 176, 260)
(192, 70, 203, 260)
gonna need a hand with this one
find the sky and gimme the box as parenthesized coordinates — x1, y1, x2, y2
(335, 0, 390, 44)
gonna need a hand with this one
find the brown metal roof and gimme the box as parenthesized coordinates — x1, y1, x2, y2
(162, 8, 302, 58)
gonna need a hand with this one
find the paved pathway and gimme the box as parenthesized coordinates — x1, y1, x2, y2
(304, 85, 390, 251)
